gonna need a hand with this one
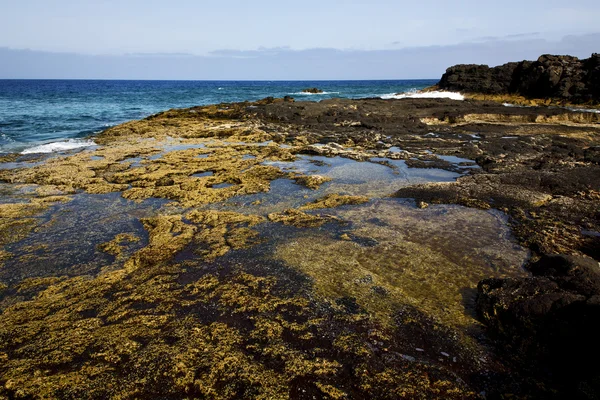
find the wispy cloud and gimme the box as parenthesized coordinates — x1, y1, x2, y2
(471, 32, 542, 43)
(505, 32, 540, 39)
(125, 52, 195, 57)
(1, 33, 598, 80)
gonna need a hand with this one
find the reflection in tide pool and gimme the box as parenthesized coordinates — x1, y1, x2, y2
(215, 154, 464, 214)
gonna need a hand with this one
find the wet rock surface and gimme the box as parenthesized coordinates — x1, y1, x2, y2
(438, 53, 600, 105)
(0, 96, 598, 398)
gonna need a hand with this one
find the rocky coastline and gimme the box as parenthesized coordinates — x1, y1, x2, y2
(437, 53, 600, 106)
(0, 59, 599, 398)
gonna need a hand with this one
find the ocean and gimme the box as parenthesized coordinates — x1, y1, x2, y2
(0, 79, 441, 154)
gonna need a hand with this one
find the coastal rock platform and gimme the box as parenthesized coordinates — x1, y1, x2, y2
(0, 96, 599, 398)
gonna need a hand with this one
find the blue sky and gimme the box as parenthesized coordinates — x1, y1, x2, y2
(0, 0, 598, 79)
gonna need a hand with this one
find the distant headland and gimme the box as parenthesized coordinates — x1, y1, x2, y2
(434, 53, 600, 106)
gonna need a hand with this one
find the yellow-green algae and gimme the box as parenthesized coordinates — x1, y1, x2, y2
(298, 194, 370, 210)
(124, 215, 197, 272)
(97, 233, 141, 258)
(274, 199, 528, 328)
(186, 210, 265, 261)
(292, 174, 332, 190)
(0, 103, 534, 398)
(0, 138, 295, 207)
(0, 107, 309, 209)
(0, 205, 476, 399)
(267, 209, 335, 228)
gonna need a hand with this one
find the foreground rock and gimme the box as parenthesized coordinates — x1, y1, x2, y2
(438, 53, 600, 105)
(477, 254, 600, 396)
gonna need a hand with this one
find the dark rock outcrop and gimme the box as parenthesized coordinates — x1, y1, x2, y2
(439, 54, 600, 104)
(301, 88, 324, 94)
(477, 254, 600, 394)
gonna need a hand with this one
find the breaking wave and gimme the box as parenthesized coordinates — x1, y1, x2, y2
(290, 91, 340, 96)
(567, 107, 600, 114)
(21, 139, 97, 154)
(381, 90, 464, 101)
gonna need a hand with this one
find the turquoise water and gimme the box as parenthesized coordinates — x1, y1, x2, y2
(0, 79, 436, 153)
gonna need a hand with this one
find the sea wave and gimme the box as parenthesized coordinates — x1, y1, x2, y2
(290, 91, 340, 96)
(21, 139, 97, 154)
(381, 90, 464, 101)
(567, 107, 600, 114)
(0, 132, 15, 144)
(502, 103, 532, 108)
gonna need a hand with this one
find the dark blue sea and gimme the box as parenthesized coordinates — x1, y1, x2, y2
(0, 79, 438, 153)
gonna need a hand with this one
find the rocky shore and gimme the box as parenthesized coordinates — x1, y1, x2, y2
(0, 78, 599, 397)
(438, 53, 600, 106)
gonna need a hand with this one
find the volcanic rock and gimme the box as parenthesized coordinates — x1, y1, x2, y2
(438, 53, 600, 104)
(476, 254, 600, 394)
(301, 88, 324, 94)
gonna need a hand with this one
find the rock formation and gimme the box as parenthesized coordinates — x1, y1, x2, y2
(301, 87, 324, 94)
(476, 254, 600, 394)
(438, 53, 600, 104)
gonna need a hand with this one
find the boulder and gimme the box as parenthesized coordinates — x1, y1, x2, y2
(476, 254, 600, 391)
(528, 254, 600, 297)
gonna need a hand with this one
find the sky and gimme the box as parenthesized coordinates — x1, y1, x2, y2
(0, 0, 599, 79)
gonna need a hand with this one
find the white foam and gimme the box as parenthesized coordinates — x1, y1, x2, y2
(21, 139, 97, 154)
(291, 91, 340, 96)
(502, 103, 530, 108)
(381, 90, 464, 101)
(567, 107, 600, 114)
